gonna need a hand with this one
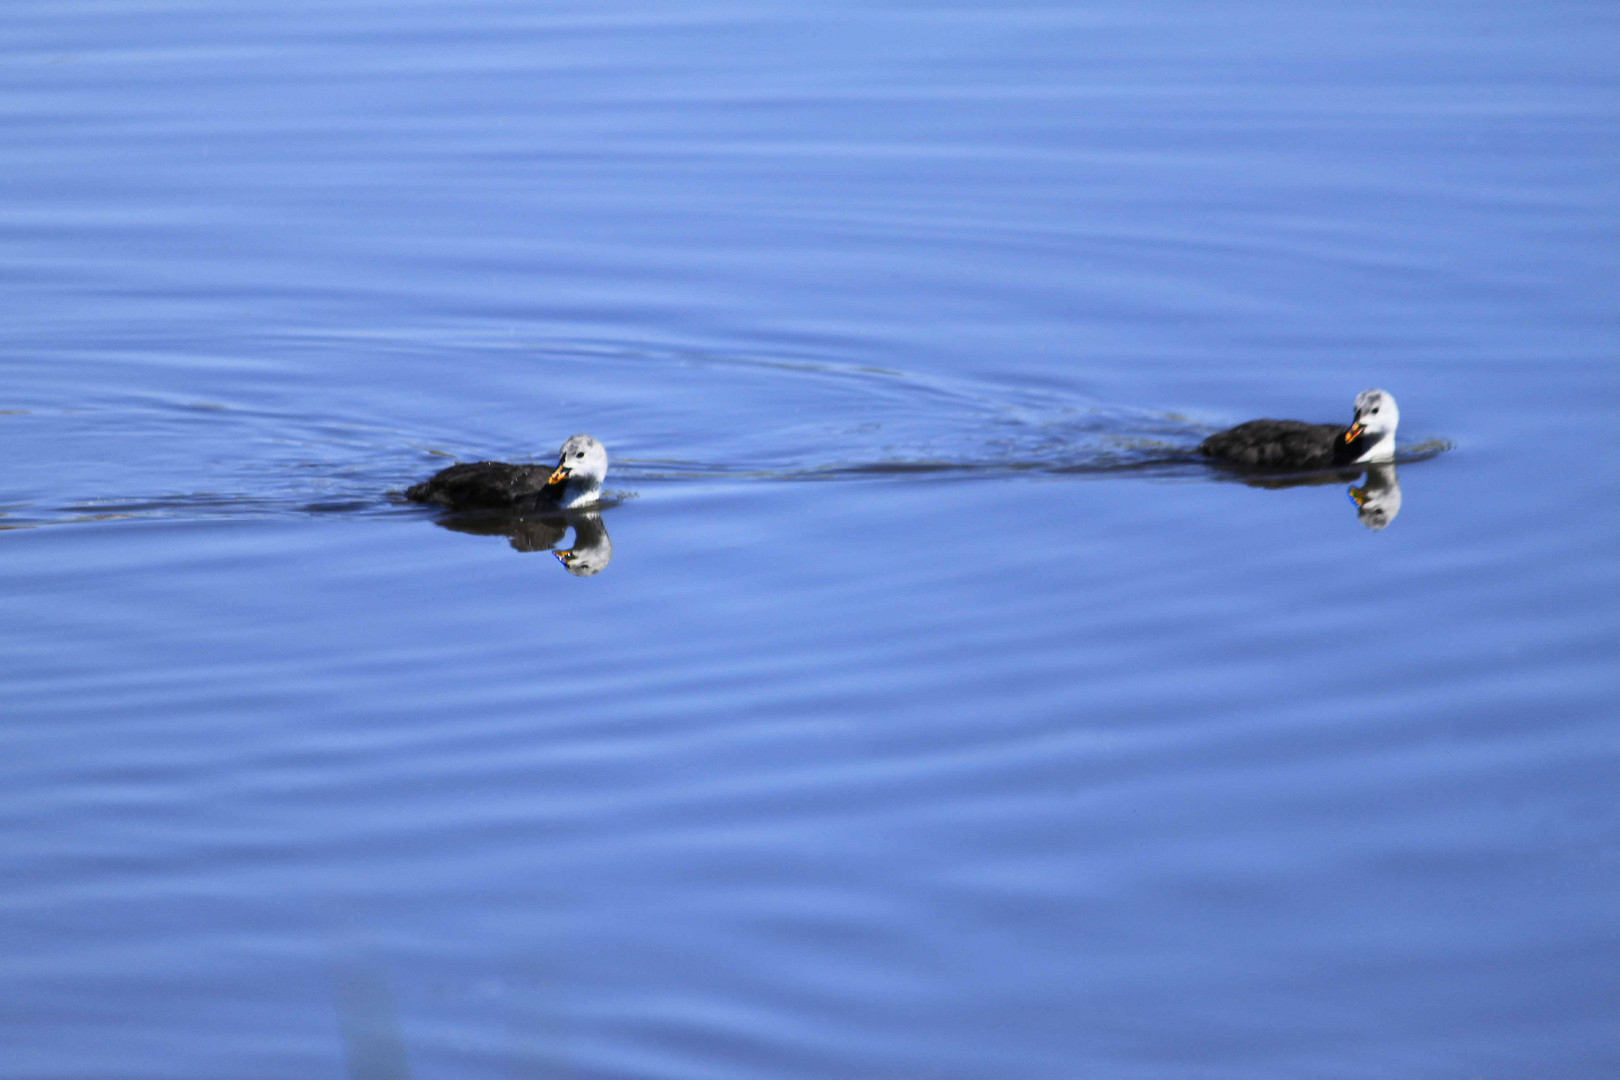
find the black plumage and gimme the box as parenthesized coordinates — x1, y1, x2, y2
(1197, 420, 1367, 469)
(405, 433, 609, 512)
(405, 462, 566, 510)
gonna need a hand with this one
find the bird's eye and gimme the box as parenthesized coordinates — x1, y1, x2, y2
(1371, 408, 1379, 414)
(575, 451, 585, 458)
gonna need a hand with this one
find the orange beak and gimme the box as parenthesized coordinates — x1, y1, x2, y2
(547, 465, 570, 485)
(1344, 422, 1364, 444)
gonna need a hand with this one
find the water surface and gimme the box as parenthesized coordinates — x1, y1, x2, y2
(3, 1, 1619, 1077)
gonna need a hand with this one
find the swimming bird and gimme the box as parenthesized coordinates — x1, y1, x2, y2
(1198, 389, 1399, 469)
(406, 434, 608, 511)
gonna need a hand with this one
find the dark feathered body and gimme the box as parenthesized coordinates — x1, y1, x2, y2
(1198, 420, 1366, 470)
(405, 462, 566, 510)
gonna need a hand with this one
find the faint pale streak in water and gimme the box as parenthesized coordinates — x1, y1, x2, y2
(331, 959, 412, 1080)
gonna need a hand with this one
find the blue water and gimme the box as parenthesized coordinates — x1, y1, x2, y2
(3, 2, 1619, 1077)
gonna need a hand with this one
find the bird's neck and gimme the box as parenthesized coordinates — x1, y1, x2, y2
(560, 476, 601, 508)
(1350, 430, 1395, 463)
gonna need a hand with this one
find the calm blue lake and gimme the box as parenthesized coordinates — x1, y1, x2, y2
(3, 1, 1618, 1077)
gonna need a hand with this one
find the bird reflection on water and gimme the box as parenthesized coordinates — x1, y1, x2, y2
(427, 510, 614, 574)
(1223, 462, 1404, 530)
(1347, 464, 1401, 531)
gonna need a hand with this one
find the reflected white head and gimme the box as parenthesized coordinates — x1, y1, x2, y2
(1349, 464, 1402, 530)
(546, 434, 609, 508)
(553, 514, 613, 576)
(1346, 389, 1399, 463)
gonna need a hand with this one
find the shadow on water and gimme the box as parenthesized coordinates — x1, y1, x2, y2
(1203, 461, 1406, 531)
(425, 509, 614, 574)
(0, 436, 1446, 538)
(607, 421, 1448, 482)
(406, 454, 1422, 576)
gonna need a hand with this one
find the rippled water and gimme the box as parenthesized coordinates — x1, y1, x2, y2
(3, 2, 1619, 1077)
